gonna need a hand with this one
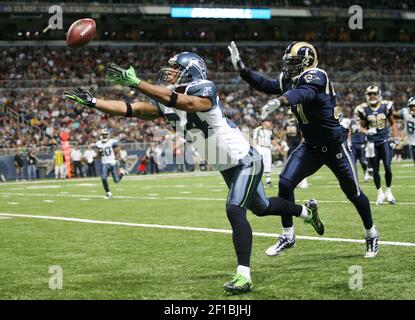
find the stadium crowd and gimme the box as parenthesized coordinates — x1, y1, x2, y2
(1, 45, 413, 153)
(2, 46, 415, 82)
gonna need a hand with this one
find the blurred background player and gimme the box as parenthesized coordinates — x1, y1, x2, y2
(398, 97, 415, 165)
(137, 155, 148, 175)
(13, 149, 24, 181)
(83, 144, 97, 177)
(229, 41, 378, 258)
(27, 149, 38, 181)
(93, 128, 127, 199)
(119, 147, 128, 172)
(53, 147, 66, 179)
(146, 143, 160, 174)
(70, 144, 84, 178)
(253, 120, 273, 187)
(355, 86, 397, 205)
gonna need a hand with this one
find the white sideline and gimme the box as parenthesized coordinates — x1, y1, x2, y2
(0, 212, 414, 248)
(0, 171, 220, 187)
(2, 192, 415, 206)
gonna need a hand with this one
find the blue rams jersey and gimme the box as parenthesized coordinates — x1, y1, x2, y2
(355, 101, 393, 143)
(241, 67, 347, 146)
(349, 118, 366, 144)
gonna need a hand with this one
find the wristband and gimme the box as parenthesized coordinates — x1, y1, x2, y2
(125, 101, 133, 117)
(167, 91, 178, 108)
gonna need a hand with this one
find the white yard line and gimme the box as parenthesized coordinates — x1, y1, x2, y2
(0, 212, 414, 247)
(0, 172, 220, 187)
(1, 192, 415, 206)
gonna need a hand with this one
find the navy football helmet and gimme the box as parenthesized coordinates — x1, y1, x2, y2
(365, 85, 382, 107)
(282, 42, 318, 80)
(408, 96, 415, 116)
(159, 52, 207, 85)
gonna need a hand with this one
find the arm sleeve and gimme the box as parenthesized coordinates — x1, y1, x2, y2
(240, 69, 283, 95)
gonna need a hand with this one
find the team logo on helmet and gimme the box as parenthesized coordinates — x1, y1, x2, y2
(282, 42, 318, 80)
(365, 85, 382, 107)
(159, 52, 207, 85)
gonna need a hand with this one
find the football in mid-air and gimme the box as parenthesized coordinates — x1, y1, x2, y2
(66, 18, 96, 48)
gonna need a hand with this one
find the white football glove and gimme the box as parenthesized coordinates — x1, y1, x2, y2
(227, 41, 245, 72)
(367, 128, 377, 135)
(261, 99, 281, 120)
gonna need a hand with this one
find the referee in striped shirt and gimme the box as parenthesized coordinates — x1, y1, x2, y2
(253, 120, 273, 187)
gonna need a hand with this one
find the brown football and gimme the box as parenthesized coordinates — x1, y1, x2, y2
(66, 18, 96, 48)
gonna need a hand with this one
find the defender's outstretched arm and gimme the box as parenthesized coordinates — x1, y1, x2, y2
(227, 41, 282, 95)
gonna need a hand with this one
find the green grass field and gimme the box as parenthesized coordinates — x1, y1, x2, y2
(0, 162, 414, 300)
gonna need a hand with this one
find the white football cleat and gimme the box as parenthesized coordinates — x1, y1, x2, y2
(364, 171, 372, 182)
(385, 189, 396, 204)
(120, 168, 129, 176)
(106, 192, 113, 199)
(364, 235, 379, 258)
(265, 235, 296, 257)
(376, 189, 385, 205)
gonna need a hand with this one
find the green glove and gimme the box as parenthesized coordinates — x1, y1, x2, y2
(107, 63, 141, 88)
(64, 88, 96, 107)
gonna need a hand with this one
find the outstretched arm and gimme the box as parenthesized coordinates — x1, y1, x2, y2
(64, 88, 160, 120)
(95, 99, 160, 120)
(227, 41, 282, 95)
(106, 64, 212, 112)
(241, 70, 283, 95)
(137, 81, 212, 113)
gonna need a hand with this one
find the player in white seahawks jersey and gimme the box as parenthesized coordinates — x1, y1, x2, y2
(93, 128, 127, 199)
(399, 97, 415, 164)
(64, 52, 323, 295)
